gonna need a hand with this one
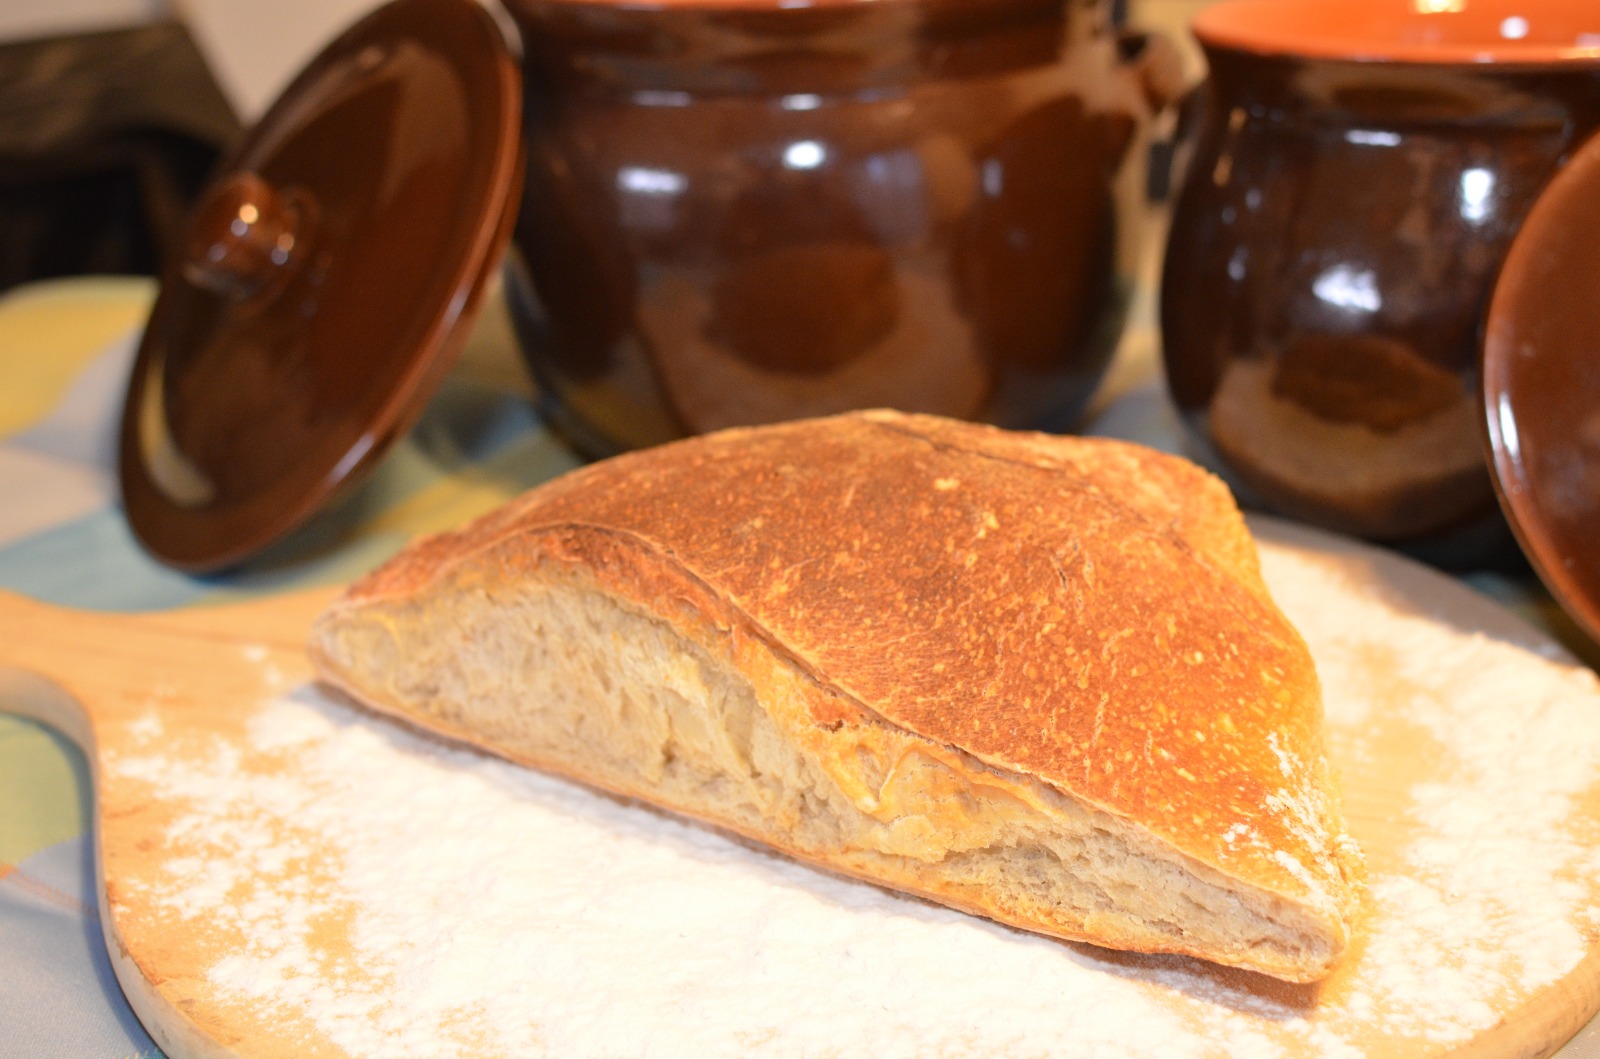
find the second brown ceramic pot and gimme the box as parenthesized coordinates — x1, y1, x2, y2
(1160, 0, 1600, 560)
(501, 0, 1175, 455)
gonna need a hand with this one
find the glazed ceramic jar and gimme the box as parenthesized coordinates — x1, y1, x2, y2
(501, 0, 1177, 455)
(1160, 0, 1600, 560)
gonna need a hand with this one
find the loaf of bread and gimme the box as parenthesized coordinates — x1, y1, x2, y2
(309, 410, 1361, 982)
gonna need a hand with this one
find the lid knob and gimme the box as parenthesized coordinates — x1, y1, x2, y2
(182, 171, 310, 302)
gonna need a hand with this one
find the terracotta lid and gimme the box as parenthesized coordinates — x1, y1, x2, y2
(1193, 0, 1600, 65)
(1482, 130, 1600, 647)
(119, 0, 522, 572)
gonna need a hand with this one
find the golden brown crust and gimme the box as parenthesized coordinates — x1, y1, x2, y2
(330, 412, 1355, 929)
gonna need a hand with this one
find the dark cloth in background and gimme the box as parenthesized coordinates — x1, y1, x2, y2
(0, 20, 240, 293)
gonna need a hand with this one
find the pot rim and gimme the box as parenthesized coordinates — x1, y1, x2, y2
(507, 0, 1060, 11)
(1194, 0, 1600, 67)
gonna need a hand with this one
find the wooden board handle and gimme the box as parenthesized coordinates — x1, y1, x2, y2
(0, 587, 339, 731)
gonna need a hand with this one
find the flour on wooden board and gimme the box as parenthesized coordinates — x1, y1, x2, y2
(101, 543, 1600, 1058)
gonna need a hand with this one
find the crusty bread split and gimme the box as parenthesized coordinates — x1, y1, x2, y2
(309, 410, 1361, 982)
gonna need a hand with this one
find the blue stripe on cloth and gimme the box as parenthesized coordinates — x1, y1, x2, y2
(0, 378, 572, 610)
(0, 835, 164, 1059)
(0, 509, 210, 611)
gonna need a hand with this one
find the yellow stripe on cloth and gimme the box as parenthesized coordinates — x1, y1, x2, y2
(0, 277, 154, 440)
(0, 716, 91, 865)
(359, 428, 583, 539)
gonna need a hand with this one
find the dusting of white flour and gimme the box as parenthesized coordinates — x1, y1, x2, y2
(101, 542, 1600, 1058)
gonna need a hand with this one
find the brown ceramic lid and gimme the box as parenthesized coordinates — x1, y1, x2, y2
(1482, 130, 1600, 646)
(119, 0, 521, 572)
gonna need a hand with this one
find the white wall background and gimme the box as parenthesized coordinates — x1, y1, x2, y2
(0, 0, 383, 119)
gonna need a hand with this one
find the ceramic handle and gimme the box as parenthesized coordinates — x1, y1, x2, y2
(181, 171, 309, 302)
(1116, 29, 1186, 115)
(1115, 29, 1191, 202)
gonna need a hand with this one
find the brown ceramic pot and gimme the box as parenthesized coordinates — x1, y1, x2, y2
(501, 0, 1178, 455)
(1160, 0, 1600, 561)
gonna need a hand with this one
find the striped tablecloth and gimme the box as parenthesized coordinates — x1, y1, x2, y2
(2, 274, 1595, 1058)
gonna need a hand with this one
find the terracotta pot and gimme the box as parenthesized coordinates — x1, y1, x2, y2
(1160, 0, 1600, 562)
(501, 0, 1178, 455)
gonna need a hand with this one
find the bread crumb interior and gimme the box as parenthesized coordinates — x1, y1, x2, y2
(325, 573, 1335, 978)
